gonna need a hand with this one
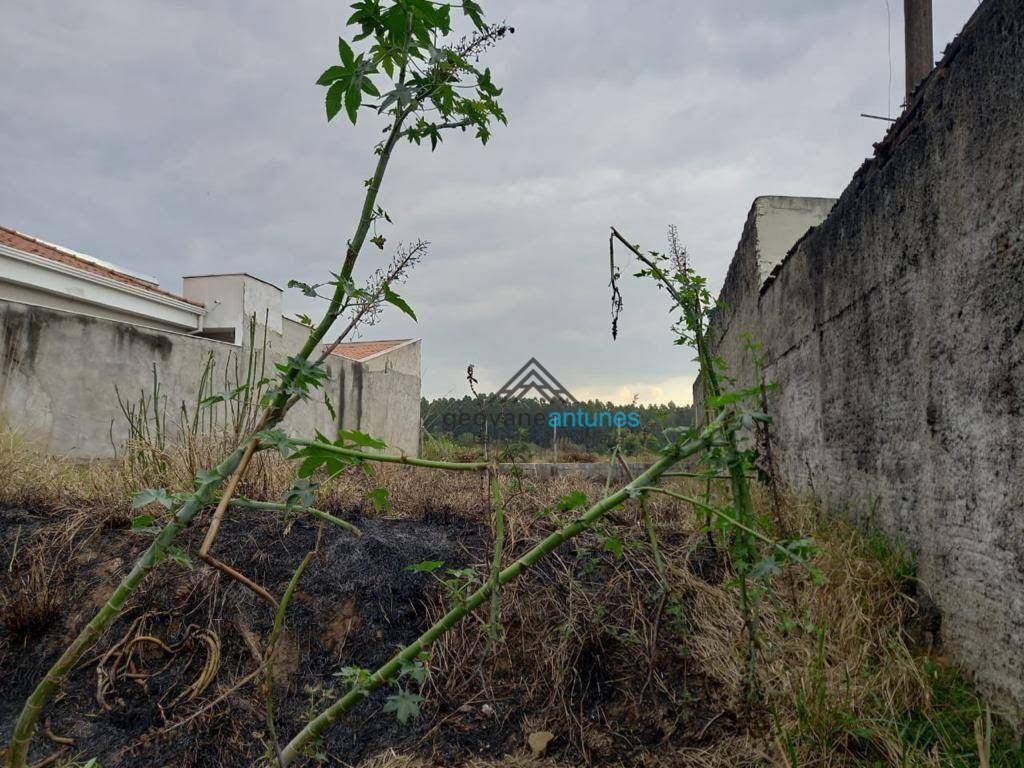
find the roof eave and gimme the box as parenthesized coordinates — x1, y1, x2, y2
(0, 243, 206, 329)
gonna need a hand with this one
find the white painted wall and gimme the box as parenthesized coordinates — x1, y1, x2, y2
(751, 196, 836, 284)
(0, 245, 204, 332)
(182, 273, 283, 344)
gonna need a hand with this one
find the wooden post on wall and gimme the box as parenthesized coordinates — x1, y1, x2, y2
(904, 0, 934, 98)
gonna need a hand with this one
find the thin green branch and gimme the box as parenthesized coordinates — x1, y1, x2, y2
(289, 440, 488, 471)
(645, 487, 813, 572)
(266, 550, 317, 766)
(6, 59, 416, 768)
(614, 452, 665, 586)
(612, 224, 763, 701)
(485, 467, 506, 648)
(225, 497, 361, 537)
(662, 471, 753, 480)
(7, 13, 509, 766)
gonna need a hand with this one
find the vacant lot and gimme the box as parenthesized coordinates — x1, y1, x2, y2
(0, 431, 1018, 767)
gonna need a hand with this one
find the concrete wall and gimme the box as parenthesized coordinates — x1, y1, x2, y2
(699, 0, 1024, 713)
(182, 273, 284, 343)
(0, 300, 241, 455)
(335, 339, 422, 455)
(0, 300, 420, 457)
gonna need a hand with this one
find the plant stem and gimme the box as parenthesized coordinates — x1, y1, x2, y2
(603, 446, 620, 496)
(646, 487, 812, 572)
(5, 83, 420, 768)
(662, 471, 749, 480)
(225, 497, 361, 537)
(641, 499, 666, 586)
(614, 452, 665, 586)
(277, 432, 716, 765)
(289, 440, 488, 471)
(202, 106, 412, 562)
(7, 524, 20, 573)
(485, 466, 505, 648)
(266, 550, 316, 766)
(611, 225, 763, 697)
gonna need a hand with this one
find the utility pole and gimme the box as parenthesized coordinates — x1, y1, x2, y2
(904, 0, 934, 98)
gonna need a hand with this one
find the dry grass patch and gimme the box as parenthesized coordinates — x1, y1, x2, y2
(0, 429, 1018, 767)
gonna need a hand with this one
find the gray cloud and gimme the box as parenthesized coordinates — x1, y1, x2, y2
(0, 0, 979, 401)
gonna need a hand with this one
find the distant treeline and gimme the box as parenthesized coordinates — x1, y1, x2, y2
(421, 396, 694, 453)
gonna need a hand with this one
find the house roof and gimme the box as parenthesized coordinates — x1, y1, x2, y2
(326, 339, 414, 361)
(0, 226, 204, 308)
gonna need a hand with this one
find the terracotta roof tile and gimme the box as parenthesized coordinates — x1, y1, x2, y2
(326, 339, 412, 361)
(0, 226, 204, 308)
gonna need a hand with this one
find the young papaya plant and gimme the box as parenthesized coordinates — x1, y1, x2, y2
(608, 224, 821, 703)
(4, 3, 512, 765)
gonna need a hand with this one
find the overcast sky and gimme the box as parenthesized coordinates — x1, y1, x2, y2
(1, 1, 980, 403)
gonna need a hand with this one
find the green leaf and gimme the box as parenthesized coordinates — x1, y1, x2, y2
(166, 545, 193, 569)
(226, 384, 249, 401)
(316, 65, 348, 86)
(283, 478, 320, 510)
(256, 428, 294, 458)
(367, 486, 390, 513)
(198, 394, 225, 408)
(132, 488, 173, 510)
(557, 490, 588, 512)
(707, 385, 766, 409)
(383, 689, 424, 725)
(274, 356, 328, 398)
(338, 36, 355, 67)
(339, 429, 387, 450)
(404, 560, 444, 573)
(287, 279, 321, 298)
(196, 468, 222, 487)
(333, 665, 372, 693)
(382, 284, 417, 321)
(603, 536, 624, 559)
(398, 658, 428, 685)
(326, 81, 346, 121)
(750, 557, 782, 580)
(131, 515, 160, 536)
(462, 0, 485, 29)
(344, 83, 362, 124)
(360, 77, 381, 97)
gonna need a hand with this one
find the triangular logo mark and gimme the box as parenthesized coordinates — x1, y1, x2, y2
(495, 358, 578, 404)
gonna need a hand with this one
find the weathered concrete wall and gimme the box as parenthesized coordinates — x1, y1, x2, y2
(3, 301, 230, 454)
(336, 340, 422, 456)
(0, 301, 420, 457)
(708, 196, 836, 391)
(699, 0, 1024, 713)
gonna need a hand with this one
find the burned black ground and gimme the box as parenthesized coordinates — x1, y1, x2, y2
(0, 505, 492, 766)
